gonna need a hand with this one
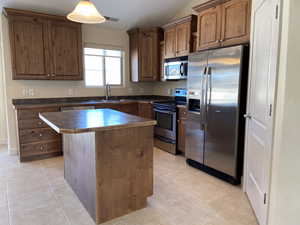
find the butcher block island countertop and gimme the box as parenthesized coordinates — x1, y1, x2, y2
(39, 109, 157, 224)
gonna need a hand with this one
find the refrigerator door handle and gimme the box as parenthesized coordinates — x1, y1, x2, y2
(201, 66, 208, 125)
(207, 66, 212, 106)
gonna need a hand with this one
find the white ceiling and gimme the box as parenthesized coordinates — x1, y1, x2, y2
(2, 0, 194, 29)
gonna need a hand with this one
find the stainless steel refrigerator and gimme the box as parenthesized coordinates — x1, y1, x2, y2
(186, 45, 249, 184)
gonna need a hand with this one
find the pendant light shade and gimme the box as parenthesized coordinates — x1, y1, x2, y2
(67, 0, 106, 24)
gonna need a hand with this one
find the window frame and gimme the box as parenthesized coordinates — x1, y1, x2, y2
(83, 44, 124, 88)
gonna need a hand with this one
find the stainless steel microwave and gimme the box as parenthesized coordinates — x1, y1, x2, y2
(164, 60, 188, 80)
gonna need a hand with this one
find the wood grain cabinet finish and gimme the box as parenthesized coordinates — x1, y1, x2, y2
(16, 107, 62, 162)
(127, 28, 162, 82)
(49, 20, 83, 80)
(163, 15, 197, 59)
(194, 0, 251, 51)
(220, 0, 251, 46)
(138, 102, 154, 119)
(164, 27, 176, 58)
(177, 106, 187, 153)
(196, 6, 222, 50)
(5, 8, 83, 80)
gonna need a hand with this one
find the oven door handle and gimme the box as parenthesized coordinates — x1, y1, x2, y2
(154, 109, 176, 115)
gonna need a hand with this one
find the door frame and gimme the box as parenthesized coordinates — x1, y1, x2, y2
(243, 0, 282, 224)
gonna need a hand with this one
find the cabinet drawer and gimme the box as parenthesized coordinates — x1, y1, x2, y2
(18, 119, 48, 130)
(20, 141, 62, 157)
(19, 128, 60, 144)
(178, 106, 187, 119)
(17, 107, 59, 120)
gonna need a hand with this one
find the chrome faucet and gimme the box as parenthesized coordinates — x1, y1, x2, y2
(105, 84, 111, 101)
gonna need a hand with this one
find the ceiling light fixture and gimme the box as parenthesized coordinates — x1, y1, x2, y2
(67, 0, 106, 24)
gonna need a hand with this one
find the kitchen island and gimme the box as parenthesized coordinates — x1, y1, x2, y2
(39, 109, 156, 224)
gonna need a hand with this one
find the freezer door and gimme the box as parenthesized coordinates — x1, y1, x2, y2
(185, 52, 208, 163)
(187, 52, 208, 101)
(204, 46, 244, 177)
(186, 111, 205, 163)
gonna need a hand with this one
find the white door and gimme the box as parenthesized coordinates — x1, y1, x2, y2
(244, 0, 280, 225)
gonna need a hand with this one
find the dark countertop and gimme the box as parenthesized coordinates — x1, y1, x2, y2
(39, 109, 157, 134)
(13, 96, 172, 109)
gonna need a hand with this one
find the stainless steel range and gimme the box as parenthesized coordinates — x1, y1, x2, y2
(153, 88, 187, 154)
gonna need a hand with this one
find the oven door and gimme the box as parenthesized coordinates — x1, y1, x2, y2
(154, 109, 176, 141)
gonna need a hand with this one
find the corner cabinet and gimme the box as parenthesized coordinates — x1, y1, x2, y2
(4, 8, 83, 80)
(127, 28, 162, 82)
(163, 15, 197, 59)
(194, 0, 251, 51)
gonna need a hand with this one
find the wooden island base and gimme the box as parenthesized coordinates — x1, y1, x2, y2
(63, 126, 153, 224)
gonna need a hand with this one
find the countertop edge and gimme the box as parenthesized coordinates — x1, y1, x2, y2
(39, 111, 157, 134)
(39, 114, 62, 133)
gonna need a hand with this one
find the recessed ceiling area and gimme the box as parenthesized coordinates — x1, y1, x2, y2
(2, 0, 196, 29)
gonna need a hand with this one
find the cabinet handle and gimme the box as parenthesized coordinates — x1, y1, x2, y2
(40, 146, 44, 151)
(39, 133, 43, 137)
(47, 74, 51, 77)
(51, 74, 55, 77)
(38, 121, 42, 125)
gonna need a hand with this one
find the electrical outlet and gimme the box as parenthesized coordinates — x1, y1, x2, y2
(68, 88, 74, 96)
(22, 88, 27, 97)
(168, 88, 173, 95)
(28, 88, 35, 96)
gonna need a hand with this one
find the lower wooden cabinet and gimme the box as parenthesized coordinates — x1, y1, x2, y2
(16, 107, 62, 162)
(15, 101, 152, 162)
(177, 106, 187, 153)
(138, 102, 154, 119)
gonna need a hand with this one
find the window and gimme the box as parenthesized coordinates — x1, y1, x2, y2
(84, 47, 123, 86)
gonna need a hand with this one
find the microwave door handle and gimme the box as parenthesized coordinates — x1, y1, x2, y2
(180, 63, 184, 75)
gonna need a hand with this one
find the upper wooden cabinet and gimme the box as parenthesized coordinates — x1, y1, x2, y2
(194, 0, 251, 51)
(164, 27, 176, 58)
(127, 28, 162, 82)
(49, 20, 83, 79)
(163, 15, 197, 59)
(4, 8, 83, 80)
(197, 6, 222, 50)
(221, 0, 251, 45)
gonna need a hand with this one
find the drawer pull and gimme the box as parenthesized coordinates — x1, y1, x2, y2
(40, 146, 44, 151)
(39, 133, 43, 137)
(38, 122, 42, 125)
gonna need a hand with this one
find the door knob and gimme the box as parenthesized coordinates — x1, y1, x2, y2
(244, 114, 252, 119)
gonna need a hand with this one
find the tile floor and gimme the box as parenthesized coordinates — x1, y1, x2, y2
(0, 144, 258, 225)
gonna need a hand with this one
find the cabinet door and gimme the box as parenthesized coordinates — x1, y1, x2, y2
(221, 0, 251, 46)
(178, 119, 186, 153)
(49, 21, 83, 80)
(8, 15, 50, 80)
(197, 6, 222, 51)
(139, 31, 158, 81)
(164, 27, 176, 59)
(175, 22, 191, 57)
(138, 102, 154, 119)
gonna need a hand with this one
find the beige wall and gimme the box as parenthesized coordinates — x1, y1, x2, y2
(0, 13, 7, 145)
(269, 0, 300, 224)
(1, 16, 154, 154)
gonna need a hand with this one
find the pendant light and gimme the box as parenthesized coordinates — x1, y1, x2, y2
(67, 0, 106, 24)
